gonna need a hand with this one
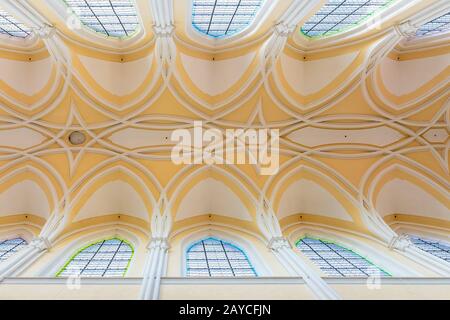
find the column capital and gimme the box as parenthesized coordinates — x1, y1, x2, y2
(29, 237, 51, 251)
(147, 237, 170, 251)
(388, 234, 412, 251)
(153, 24, 175, 37)
(34, 23, 56, 39)
(273, 22, 296, 37)
(267, 237, 291, 251)
(395, 21, 418, 38)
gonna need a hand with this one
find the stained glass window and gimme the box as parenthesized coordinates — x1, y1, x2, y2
(416, 12, 450, 37)
(0, 7, 32, 38)
(297, 237, 390, 277)
(57, 238, 133, 277)
(409, 236, 450, 262)
(192, 0, 264, 38)
(301, 0, 394, 38)
(63, 0, 140, 38)
(0, 238, 27, 262)
(187, 237, 257, 277)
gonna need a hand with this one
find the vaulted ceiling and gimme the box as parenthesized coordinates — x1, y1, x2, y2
(0, 0, 448, 243)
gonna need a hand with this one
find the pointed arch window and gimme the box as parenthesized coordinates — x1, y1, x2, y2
(57, 238, 133, 277)
(0, 7, 31, 38)
(192, 0, 265, 38)
(409, 236, 450, 262)
(187, 237, 257, 277)
(301, 0, 395, 39)
(63, 0, 140, 38)
(416, 12, 450, 37)
(297, 237, 390, 277)
(0, 238, 27, 262)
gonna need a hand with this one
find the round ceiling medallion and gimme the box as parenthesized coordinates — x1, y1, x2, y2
(68, 131, 86, 145)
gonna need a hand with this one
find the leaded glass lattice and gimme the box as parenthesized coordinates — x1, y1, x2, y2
(57, 238, 133, 277)
(416, 12, 450, 37)
(409, 236, 450, 262)
(297, 237, 390, 277)
(0, 7, 31, 38)
(301, 0, 394, 38)
(0, 238, 27, 262)
(63, 0, 140, 38)
(192, 0, 264, 38)
(187, 237, 257, 277)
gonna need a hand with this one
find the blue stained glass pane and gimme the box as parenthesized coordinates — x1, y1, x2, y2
(0, 7, 31, 38)
(192, 0, 264, 38)
(186, 237, 257, 277)
(57, 238, 133, 277)
(301, 0, 395, 38)
(409, 235, 450, 262)
(0, 237, 27, 262)
(63, 0, 139, 38)
(297, 237, 390, 277)
(416, 13, 450, 37)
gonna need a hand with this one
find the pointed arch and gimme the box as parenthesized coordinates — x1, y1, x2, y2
(296, 236, 390, 277)
(174, 46, 260, 108)
(0, 237, 28, 263)
(56, 237, 134, 277)
(0, 165, 59, 225)
(368, 163, 450, 225)
(408, 235, 449, 263)
(0, 227, 35, 244)
(269, 164, 360, 229)
(285, 225, 421, 277)
(67, 165, 157, 227)
(0, 53, 67, 113)
(186, 237, 257, 277)
(168, 165, 258, 223)
(37, 224, 147, 277)
(170, 225, 274, 277)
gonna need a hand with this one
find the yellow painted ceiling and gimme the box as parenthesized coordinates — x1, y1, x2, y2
(0, 0, 448, 242)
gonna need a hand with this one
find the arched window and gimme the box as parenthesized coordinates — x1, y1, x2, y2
(0, 7, 31, 38)
(192, 0, 265, 38)
(416, 12, 450, 37)
(63, 0, 140, 38)
(186, 237, 257, 277)
(0, 238, 27, 262)
(297, 237, 390, 277)
(301, 0, 394, 38)
(409, 235, 450, 262)
(57, 238, 133, 277)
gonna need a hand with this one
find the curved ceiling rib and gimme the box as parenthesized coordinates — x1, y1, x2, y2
(0, 0, 447, 252)
(63, 0, 140, 38)
(301, 0, 395, 39)
(192, 0, 264, 38)
(0, 7, 31, 38)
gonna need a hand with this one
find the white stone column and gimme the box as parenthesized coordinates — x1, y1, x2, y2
(149, 0, 176, 80)
(362, 205, 450, 276)
(0, 207, 67, 282)
(140, 195, 172, 300)
(1, 0, 72, 69)
(361, 0, 449, 77)
(0, 237, 51, 281)
(260, 0, 324, 76)
(389, 235, 450, 276)
(139, 238, 170, 300)
(269, 237, 341, 300)
(256, 199, 340, 300)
